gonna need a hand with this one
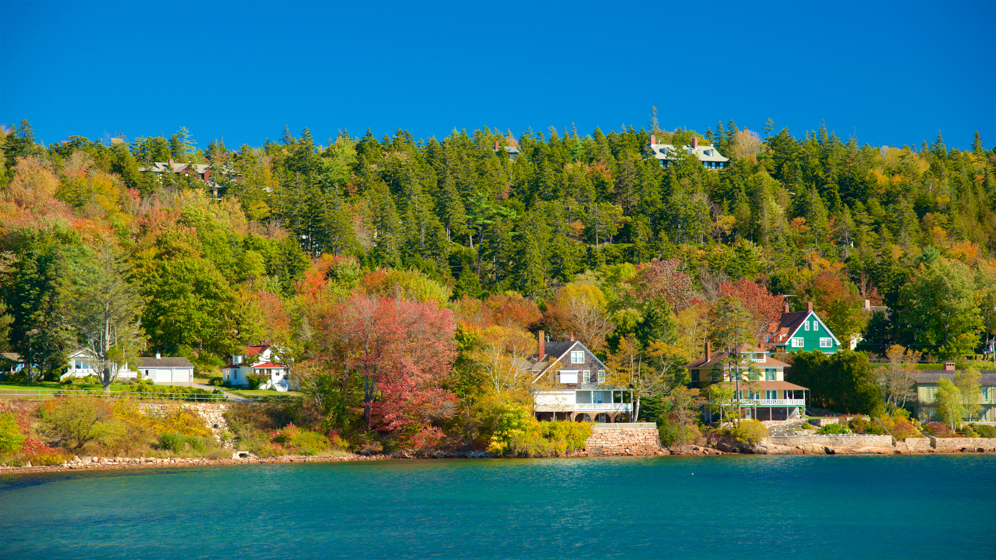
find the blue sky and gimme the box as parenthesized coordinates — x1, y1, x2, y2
(1, 1, 994, 150)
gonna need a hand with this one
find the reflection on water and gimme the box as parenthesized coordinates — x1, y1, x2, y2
(1, 455, 994, 559)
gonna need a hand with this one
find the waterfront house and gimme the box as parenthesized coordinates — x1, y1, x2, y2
(138, 354, 195, 385)
(222, 345, 290, 392)
(61, 349, 138, 381)
(764, 301, 840, 354)
(648, 136, 729, 169)
(525, 332, 634, 423)
(687, 342, 808, 422)
(911, 364, 996, 422)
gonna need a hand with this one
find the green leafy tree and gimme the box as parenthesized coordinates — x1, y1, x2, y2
(895, 257, 981, 359)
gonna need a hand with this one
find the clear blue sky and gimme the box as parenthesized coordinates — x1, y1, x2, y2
(2, 1, 994, 150)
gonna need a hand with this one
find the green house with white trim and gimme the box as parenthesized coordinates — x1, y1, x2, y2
(765, 302, 840, 354)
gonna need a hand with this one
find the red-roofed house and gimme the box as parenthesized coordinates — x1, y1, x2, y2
(222, 345, 290, 392)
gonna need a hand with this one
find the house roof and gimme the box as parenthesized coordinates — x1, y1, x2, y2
(251, 362, 282, 369)
(649, 143, 730, 163)
(687, 344, 789, 369)
(911, 371, 996, 386)
(139, 356, 194, 368)
(1, 352, 22, 362)
(710, 380, 809, 391)
(767, 310, 841, 346)
(526, 340, 612, 382)
(244, 345, 269, 356)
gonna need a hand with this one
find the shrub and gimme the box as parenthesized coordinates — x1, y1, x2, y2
(37, 397, 113, 452)
(541, 421, 592, 452)
(246, 372, 268, 390)
(817, 423, 852, 435)
(801, 422, 816, 430)
(848, 417, 887, 435)
(272, 424, 330, 456)
(659, 417, 701, 447)
(731, 419, 769, 445)
(926, 422, 953, 437)
(158, 432, 187, 453)
(971, 424, 996, 438)
(0, 411, 25, 454)
(152, 408, 212, 439)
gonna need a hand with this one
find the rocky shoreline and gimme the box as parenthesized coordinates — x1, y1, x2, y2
(3, 440, 993, 476)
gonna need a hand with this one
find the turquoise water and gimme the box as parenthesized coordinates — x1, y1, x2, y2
(1, 455, 994, 559)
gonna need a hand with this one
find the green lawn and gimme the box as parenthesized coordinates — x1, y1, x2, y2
(0, 381, 132, 392)
(225, 388, 302, 398)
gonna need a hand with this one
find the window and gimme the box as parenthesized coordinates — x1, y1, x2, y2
(766, 390, 777, 399)
(748, 369, 759, 381)
(791, 337, 804, 348)
(75, 360, 82, 369)
(812, 320, 819, 331)
(571, 351, 584, 364)
(765, 368, 776, 381)
(597, 370, 605, 383)
(583, 370, 591, 383)
(692, 370, 700, 383)
(820, 337, 832, 348)
(804, 321, 810, 331)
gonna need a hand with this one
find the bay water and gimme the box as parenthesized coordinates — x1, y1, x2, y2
(1, 455, 993, 559)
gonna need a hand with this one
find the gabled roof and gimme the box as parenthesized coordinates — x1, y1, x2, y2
(139, 356, 194, 368)
(649, 143, 730, 163)
(686, 344, 790, 370)
(527, 340, 611, 383)
(767, 310, 841, 346)
(0, 352, 21, 362)
(244, 345, 269, 356)
(251, 362, 283, 369)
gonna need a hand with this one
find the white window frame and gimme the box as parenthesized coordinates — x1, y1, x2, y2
(571, 351, 584, 364)
(804, 321, 810, 331)
(812, 320, 819, 331)
(597, 370, 605, 383)
(791, 337, 804, 348)
(583, 370, 591, 383)
(820, 337, 832, 348)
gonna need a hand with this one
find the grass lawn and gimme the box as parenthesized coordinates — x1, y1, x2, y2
(225, 388, 302, 398)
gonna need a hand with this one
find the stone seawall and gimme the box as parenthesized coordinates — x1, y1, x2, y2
(931, 437, 996, 452)
(900, 438, 931, 452)
(768, 434, 893, 448)
(585, 423, 661, 456)
(138, 403, 230, 445)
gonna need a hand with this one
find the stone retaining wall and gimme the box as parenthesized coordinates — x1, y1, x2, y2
(768, 434, 893, 448)
(931, 437, 996, 452)
(585, 423, 661, 456)
(138, 403, 230, 446)
(901, 438, 931, 452)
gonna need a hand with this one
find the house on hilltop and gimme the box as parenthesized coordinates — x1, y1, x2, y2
(139, 159, 241, 200)
(222, 344, 290, 392)
(764, 302, 840, 354)
(648, 136, 729, 169)
(525, 332, 634, 423)
(687, 342, 808, 422)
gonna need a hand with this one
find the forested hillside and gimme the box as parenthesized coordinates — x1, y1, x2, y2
(1, 118, 994, 443)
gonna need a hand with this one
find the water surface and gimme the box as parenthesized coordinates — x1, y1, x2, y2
(1, 455, 993, 559)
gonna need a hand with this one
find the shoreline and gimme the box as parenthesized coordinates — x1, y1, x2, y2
(2, 444, 992, 476)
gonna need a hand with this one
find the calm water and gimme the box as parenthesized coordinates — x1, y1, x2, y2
(1, 455, 994, 559)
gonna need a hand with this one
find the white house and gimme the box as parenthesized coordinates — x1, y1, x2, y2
(61, 348, 137, 381)
(138, 354, 194, 385)
(222, 345, 290, 392)
(524, 332, 634, 423)
(648, 136, 729, 169)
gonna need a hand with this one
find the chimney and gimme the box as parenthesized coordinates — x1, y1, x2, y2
(538, 330, 545, 360)
(570, 332, 575, 341)
(705, 341, 711, 362)
(650, 135, 656, 146)
(807, 301, 814, 313)
(692, 137, 698, 148)
(168, 159, 174, 168)
(494, 140, 500, 151)
(944, 362, 956, 371)
(155, 352, 161, 360)
(784, 301, 790, 313)
(863, 299, 871, 312)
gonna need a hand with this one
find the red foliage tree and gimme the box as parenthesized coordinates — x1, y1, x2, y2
(629, 259, 693, 311)
(717, 279, 784, 339)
